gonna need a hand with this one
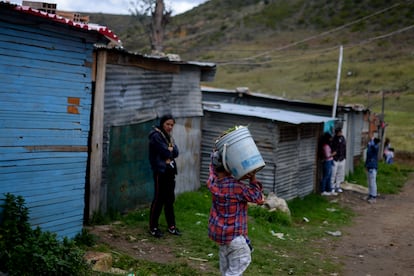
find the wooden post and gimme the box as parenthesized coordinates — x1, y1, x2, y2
(89, 50, 107, 218)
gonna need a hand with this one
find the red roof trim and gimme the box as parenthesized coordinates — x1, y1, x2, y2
(12, 4, 121, 45)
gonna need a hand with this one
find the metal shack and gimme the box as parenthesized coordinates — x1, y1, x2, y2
(201, 102, 332, 200)
(89, 48, 216, 215)
(202, 86, 371, 176)
(0, 3, 119, 238)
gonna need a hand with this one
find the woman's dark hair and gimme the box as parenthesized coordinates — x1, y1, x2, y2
(318, 132, 332, 159)
(159, 114, 175, 127)
(321, 132, 332, 144)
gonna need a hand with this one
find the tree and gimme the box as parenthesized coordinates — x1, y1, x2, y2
(129, 0, 172, 55)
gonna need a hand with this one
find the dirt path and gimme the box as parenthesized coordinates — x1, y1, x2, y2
(332, 173, 414, 276)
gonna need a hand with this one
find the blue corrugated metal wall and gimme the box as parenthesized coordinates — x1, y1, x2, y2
(0, 18, 94, 238)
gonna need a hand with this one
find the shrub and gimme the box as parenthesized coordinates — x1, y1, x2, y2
(0, 193, 91, 275)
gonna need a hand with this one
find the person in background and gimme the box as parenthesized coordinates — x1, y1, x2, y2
(320, 132, 337, 196)
(365, 136, 381, 204)
(148, 114, 181, 238)
(331, 127, 346, 193)
(383, 138, 394, 164)
(207, 150, 264, 276)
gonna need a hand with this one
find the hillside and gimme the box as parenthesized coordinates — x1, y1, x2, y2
(87, 0, 414, 153)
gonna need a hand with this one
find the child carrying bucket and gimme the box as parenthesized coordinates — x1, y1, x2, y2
(206, 148, 264, 275)
(206, 126, 266, 275)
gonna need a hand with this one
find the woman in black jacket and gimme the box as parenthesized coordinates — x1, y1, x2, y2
(148, 114, 180, 238)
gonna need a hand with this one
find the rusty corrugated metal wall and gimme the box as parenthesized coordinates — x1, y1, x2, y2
(172, 117, 202, 194)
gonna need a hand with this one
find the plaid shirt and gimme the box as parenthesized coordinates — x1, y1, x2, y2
(207, 163, 264, 245)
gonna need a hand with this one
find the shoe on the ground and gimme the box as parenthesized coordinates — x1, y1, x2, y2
(321, 191, 331, 196)
(330, 191, 338, 196)
(336, 188, 343, 193)
(367, 195, 377, 204)
(168, 226, 181, 236)
(149, 228, 163, 238)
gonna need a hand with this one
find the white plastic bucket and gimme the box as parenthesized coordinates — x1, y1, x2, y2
(215, 126, 265, 179)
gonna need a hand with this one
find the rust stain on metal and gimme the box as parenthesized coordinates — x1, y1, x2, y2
(67, 105, 79, 114)
(84, 60, 92, 68)
(67, 97, 80, 114)
(185, 118, 192, 132)
(68, 97, 80, 105)
(120, 184, 127, 192)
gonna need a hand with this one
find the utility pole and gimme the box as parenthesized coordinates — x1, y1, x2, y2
(332, 45, 343, 118)
(379, 91, 386, 159)
(381, 90, 385, 124)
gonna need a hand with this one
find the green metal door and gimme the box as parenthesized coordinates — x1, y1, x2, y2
(107, 120, 155, 213)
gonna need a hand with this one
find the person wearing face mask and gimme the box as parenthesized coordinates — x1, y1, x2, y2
(148, 114, 180, 238)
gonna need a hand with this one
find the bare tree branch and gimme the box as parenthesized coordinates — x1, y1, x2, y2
(129, 0, 172, 55)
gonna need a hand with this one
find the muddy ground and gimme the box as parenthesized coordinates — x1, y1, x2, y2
(331, 173, 414, 276)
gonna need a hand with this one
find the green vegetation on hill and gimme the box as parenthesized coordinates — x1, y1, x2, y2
(86, 0, 414, 153)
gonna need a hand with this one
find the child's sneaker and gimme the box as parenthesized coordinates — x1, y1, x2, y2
(149, 228, 163, 238)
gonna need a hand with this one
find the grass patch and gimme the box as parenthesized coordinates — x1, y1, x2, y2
(86, 189, 354, 275)
(84, 161, 413, 275)
(346, 161, 412, 194)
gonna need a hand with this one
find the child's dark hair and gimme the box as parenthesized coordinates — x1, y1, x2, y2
(212, 151, 226, 172)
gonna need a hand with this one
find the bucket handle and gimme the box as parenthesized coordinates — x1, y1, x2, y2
(222, 143, 230, 173)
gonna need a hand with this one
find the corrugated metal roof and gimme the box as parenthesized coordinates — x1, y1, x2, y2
(201, 85, 369, 112)
(103, 48, 216, 71)
(1, 1, 121, 45)
(203, 101, 333, 124)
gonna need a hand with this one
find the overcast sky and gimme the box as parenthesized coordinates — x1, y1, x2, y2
(16, 0, 208, 15)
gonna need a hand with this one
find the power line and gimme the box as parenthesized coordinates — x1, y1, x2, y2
(214, 2, 404, 65)
(216, 22, 414, 66)
(348, 24, 414, 47)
